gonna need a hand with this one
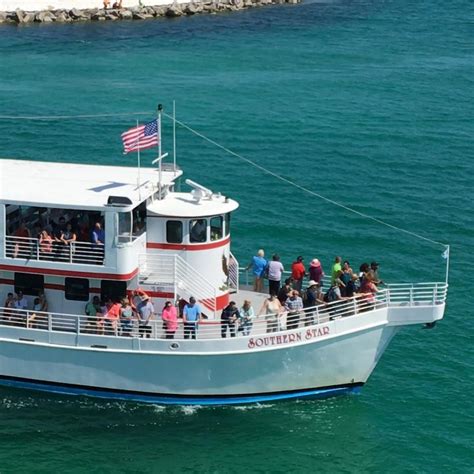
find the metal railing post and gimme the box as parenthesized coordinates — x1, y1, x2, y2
(409, 286, 414, 306)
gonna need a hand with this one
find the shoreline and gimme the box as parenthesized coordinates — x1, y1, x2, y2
(0, 0, 301, 24)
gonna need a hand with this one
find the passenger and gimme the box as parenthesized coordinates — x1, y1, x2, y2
(360, 272, 379, 311)
(302, 280, 323, 325)
(278, 277, 293, 305)
(247, 249, 267, 293)
(359, 262, 370, 288)
(161, 301, 178, 339)
(13, 221, 31, 258)
(345, 274, 359, 298)
(331, 256, 342, 285)
(39, 229, 53, 259)
(183, 296, 201, 340)
(3, 293, 15, 324)
(14, 290, 28, 311)
(13, 290, 28, 326)
(84, 295, 101, 333)
(267, 254, 284, 297)
(309, 258, 325, 287)
(285, 290, 303, 330)
(105, 299, 121, 335)
(91, 222, 105, 264)
(220, 301, 239, 338)
(27, 297, 43, 328)
(31, 291, 48, 329)
(324, 274, 349, 318)
(238, 300, 254, 336)
(369, 261, 383, 285)
(259, 294, 283, 334)
(340, 260, 353, 296)
(137, 294, 154, 338)
(291, 256, 306, 293)
(112, 0, 122, 7)
(91, 222, 105, 245)
(61, 222, 77, 246)
(120, 298, 134, 337)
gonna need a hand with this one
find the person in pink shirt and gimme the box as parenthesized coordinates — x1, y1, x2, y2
(162, 301, 178, 339)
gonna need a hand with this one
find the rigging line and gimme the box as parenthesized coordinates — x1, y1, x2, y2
(0, 111, 152, 120)
(162, 111, 446, 249)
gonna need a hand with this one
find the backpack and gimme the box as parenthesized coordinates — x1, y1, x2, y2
(323, 286, 337, 303)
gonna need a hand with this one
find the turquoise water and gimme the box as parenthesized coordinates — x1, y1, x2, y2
(0, 0, 473, 471)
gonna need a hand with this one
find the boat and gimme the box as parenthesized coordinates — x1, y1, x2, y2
(0, 113, 448, 405)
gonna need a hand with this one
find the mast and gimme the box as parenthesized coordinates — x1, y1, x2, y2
(158, 104, 163, 200)
(173, 100, 177, 175)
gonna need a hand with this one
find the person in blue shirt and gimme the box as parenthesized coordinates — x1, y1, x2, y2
(183, 296, 201, 340)
(247, 249, 267, 293)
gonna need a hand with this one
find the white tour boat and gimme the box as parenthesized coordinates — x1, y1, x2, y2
(0, 116, 448, 405)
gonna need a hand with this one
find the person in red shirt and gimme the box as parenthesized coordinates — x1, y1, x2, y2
(291, 256, 306, 293)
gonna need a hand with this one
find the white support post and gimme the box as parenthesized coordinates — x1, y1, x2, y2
(173, 100, 177, 175)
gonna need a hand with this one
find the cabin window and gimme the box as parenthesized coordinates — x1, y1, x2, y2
(65, 278, 90, 301)
(117, 211, 132, 243)
(210, 216, 223, 241)
(132, 201, 147, 238)
(224, 213, 231, 236)
(14, 272, 44, 296)
(100, 280, 127, 302)
(166, 221, 183, 244)
(189, 219, 207, 243)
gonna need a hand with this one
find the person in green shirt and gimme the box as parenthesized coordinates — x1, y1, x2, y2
(331, 256, 342, 284)
(84, 296, 101, 333)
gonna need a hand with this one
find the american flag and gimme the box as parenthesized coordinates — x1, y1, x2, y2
(121, 119, 159, 154)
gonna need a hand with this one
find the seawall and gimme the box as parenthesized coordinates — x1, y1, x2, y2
(0, 0, 300, 24)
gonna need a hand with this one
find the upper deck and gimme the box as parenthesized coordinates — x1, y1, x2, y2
(0, 159, 182, 211)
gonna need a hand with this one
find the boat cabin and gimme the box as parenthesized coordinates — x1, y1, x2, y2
(0, 159, 239, 317)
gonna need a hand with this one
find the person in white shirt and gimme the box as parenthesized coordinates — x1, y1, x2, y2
(14, 291, 28, 310)
(267, 254, 284, 297)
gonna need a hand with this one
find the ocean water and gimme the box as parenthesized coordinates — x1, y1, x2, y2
(0, 0, 473, 471)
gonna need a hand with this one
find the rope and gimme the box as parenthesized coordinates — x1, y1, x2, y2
(0, 110, 447, 249)
(0, 112, 151, 120)
(162, 111, 447, 249)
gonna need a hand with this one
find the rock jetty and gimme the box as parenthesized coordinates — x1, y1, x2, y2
(0, 0, 301, 25)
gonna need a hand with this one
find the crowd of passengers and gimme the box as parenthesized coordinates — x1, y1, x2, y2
(1, 251, 383, 339)
(240, 250, 383, 333)
(9, 216, 105, 261)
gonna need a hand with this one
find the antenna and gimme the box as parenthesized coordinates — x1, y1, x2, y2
(185, 179, 213, 202)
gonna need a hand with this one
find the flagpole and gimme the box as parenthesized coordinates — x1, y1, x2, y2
(136, 119, 142, 201)
(158, 104, 163, 200)
(173, 100, 177, 175)
(444, 245, 450, 285)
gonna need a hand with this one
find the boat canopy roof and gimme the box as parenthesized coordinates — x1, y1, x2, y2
(0, 159, 182, 211)
(147, 192, 239, 218)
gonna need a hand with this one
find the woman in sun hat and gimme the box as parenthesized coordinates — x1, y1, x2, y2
(309, 258, 325, 287)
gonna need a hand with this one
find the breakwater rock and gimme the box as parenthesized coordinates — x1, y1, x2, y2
(0, 0, 301, 24)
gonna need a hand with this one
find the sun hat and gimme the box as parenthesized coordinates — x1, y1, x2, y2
(308, 280, 318, 287)
(310, 258, 321, 268)
(139, 294, 149, 302)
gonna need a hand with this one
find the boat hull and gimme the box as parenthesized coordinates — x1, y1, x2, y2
(0, 310, 399, 405)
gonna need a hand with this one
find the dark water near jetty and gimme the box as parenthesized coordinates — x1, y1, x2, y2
(0, 0, 473, 471)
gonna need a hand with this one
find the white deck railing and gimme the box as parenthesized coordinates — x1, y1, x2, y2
(4, 235, 104, 265)
(0, 283, 447, 343)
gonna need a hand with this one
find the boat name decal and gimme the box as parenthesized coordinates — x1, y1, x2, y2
(247, 326, 330, 349)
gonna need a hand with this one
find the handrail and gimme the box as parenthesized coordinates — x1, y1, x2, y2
(5, 235, 104, 266)
(0, 283, 447, 345)
(0, 293, 385, 341)
(138, 253, 218, 316)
